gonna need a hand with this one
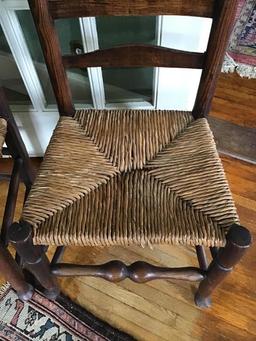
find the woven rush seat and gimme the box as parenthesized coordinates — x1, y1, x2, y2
(22, 110, 239, 247)
(0, 118, 7, 156)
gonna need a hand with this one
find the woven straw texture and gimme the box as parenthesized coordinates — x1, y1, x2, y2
(0, 118, 7, 157)
(22, 110, 239, 247)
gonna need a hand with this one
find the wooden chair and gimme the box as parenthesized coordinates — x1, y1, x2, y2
(4, 0, 252, 307)
(0, 87, 34, 300)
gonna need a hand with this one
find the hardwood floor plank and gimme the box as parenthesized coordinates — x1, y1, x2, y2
(209, 117, 256, 164)
(210, 73, 256, 161)
(60, 277, 185, 341)
(210, 73, 256, 128)
(1, 157, 256, 340)
(233, 194, 256, 213)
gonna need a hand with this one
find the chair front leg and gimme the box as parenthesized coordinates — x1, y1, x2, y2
(195, 224, 252, 308)
(7, 221, 59, 300)
(0, 245, 33, 301)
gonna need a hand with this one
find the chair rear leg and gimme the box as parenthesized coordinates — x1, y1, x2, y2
(8, 221, 59, 300)
(0, 245, 33, 301)
(195, 224, 252, 308)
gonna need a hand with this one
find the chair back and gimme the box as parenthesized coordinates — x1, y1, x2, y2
(28, 0, 238, 118)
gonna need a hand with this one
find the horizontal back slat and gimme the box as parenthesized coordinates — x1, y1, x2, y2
(48, 0, 214, 19)
(63, 45, 206, 69)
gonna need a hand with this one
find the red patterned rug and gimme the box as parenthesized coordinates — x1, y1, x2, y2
(0, 284, 134, 340)
(222, 0, 256, 78)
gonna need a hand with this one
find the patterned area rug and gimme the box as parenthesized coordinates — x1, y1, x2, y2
(222, 0, 256, 78)
(0, 284, 134, 341)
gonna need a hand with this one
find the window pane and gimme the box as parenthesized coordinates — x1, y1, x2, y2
(102, 68, 154, 103)
(96, 16, 156, 104)
(97, 16, 156, 48)
(0, 25, 32, 105)
(67, 68, 92, 105)
(16, 11, 92, 106)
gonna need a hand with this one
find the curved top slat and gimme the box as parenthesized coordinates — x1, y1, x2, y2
(62, 45, 206, 69)
(48, 0, 214, 19)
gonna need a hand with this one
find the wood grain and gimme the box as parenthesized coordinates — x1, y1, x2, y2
(1, 155, 255, 339)
(1, 71, 256, 341)
(63, 45, 205, 69)
(29, 0, 237, 123)
(1, 158, 22, 244)
(28, 0, 75, 116)
(193, 0, 239, 118)
(48, 0, 215, 19)
(211, 73, 256, 128)
(50, 156, 256, 339)
(0, 245, 33, 300)
(0, 87, 35, 187)
(52, 261, 205, 282)
(209, 73, 256, 163)
(209, 117, 256, 164)
(8, 221, 59, 299)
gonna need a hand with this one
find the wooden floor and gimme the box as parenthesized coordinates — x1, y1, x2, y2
(209, 73, 256, 163)
(211, 72, 256, 128)
(1, 73, 256, 340)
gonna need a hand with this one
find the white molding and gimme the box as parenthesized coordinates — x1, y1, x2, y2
(105, 102, 153, 110)
(153, 16, 163, 109)
(14, 110, 59, 156)
(0, 5, 46, 111)
(79, 17, 105, 109)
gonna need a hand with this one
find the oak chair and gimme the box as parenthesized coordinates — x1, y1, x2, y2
(3, 0, 252, 307)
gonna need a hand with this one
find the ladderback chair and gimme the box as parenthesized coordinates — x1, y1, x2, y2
(0, 87, 34, 300)
(6, 0, 252, 307)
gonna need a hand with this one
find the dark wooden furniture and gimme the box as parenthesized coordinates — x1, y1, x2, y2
(1, 0, 252, 308)
(0, 88, 34, 300)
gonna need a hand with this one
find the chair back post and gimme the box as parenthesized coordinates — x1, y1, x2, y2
(0, 87, 36, 189)
(28, 0, 75, 116)
(192, 0, 238, 118)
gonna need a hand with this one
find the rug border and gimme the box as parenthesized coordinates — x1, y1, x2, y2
(228, 0, 256, 66)
(0, 284, 135, 341)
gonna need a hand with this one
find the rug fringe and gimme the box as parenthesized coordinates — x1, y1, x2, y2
(222, 53, 256, 79)
(0, 283, 10, 297)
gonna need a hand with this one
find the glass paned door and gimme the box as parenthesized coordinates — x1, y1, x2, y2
(0, 25, 32, 106)
(96, 16, 157, 105)
(16, 10, 92, 107)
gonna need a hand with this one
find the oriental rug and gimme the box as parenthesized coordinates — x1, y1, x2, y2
(222, 0, 256, 78)
(0, 284, 134, 341)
